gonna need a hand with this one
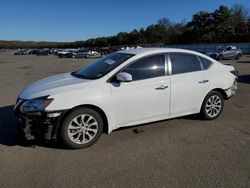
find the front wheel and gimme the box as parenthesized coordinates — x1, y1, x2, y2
(200, 91, 224, 120)
(235, 54, 242, 60)
(61, 108, 103, 149)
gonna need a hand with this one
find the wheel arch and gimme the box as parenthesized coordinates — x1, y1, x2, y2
(199, 89, 225, 120)
(58, 104, 109, 134)
(198, 88, 227, 113)
(211, 88, 228, 100)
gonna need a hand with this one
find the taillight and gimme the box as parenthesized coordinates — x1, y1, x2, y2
(230, 70, 238, 78)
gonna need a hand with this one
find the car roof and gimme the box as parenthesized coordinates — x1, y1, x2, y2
(116, 47, 219, 64)
(117, 47, 203, 56)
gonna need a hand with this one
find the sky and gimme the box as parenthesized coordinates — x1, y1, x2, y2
(0, 0, 249, 42)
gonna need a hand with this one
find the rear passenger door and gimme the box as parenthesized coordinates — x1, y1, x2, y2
(169, 53, 211, 115)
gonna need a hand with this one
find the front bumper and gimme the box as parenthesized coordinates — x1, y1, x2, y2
(14, 102, 65, 141)
(207, 53, 218, 59)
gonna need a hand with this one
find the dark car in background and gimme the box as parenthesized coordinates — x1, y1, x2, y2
(37, 48, 50, 56)
(27, 49, 39, 55)
(206, 46, 243, 60)
(14, 50, 27, 55)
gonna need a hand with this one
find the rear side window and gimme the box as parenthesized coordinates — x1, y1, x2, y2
(123, 54, 165, 81)
(225, 46, 232, 51)
(169, 53, 202, 75)
(198, 56, 212, 69)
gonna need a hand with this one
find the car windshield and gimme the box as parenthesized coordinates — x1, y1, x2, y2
(72, 53, 134, 79)
(216, 46, 224, 52)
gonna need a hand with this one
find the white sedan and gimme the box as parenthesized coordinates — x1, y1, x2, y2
(14, 48, 237, 149)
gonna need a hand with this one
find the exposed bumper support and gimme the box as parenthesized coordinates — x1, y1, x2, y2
(15, 110, 65, 141)
(225, 80, 237, 98)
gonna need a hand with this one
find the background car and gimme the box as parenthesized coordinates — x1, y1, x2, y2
(27, 49, 39, 55)
(37, 48, 50, 56)
(206, 46, 242, 60)
(57, 49, 77, 58)
(14, 49, 27, 55)
(72, 49, 97, 58)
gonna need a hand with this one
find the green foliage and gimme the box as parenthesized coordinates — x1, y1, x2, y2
(185, 4, 250, 43)
(0, 4, 249, 49)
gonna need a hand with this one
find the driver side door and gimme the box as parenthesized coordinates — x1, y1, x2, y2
(223, 46, 233, 58)
(109, 54, 170, 127)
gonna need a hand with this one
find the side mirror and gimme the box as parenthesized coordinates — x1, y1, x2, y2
(116, 72, 132, 82)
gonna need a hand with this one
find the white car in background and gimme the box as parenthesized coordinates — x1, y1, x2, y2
(14, 48, 237, 149)
(89, 50, 98, 56)
(72, 50, 98, 58)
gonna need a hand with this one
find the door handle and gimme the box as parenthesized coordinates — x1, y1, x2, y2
(198, 79, 209, 84)
(156, 85, 168, 90)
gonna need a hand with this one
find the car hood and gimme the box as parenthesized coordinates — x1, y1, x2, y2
(19, 73, 90, 100)
(206, 51, 220, 55)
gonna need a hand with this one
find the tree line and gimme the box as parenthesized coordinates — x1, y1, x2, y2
(0, 4, 249, 49)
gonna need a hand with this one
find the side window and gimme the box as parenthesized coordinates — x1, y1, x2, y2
(169, 53, 202, 75)
(122, 54, 165, 81)
(198, 56, 212, 69)
(225, 47, 232, 51)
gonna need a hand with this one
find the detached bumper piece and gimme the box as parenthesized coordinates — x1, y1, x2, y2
(14, 109, 63, 142)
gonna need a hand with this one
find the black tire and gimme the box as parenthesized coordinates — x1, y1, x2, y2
(200, 91, 224, 120)
(61, 108, 103, 149)
(218, 54, 223, 61)
(235, 54, 242, 60)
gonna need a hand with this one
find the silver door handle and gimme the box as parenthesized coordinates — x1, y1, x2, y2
(199, 79, 209, 83)
(156, 85, 168, 90)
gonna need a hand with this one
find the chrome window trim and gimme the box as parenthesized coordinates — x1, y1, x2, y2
(196, 55, 204, 70)
(164, 53, 168, 76)
(196, 55, 213, 70)
(166, 53, 172, 75)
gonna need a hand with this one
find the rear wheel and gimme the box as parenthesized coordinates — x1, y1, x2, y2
(61, 108, 103, 149)
(218, 54, 223, 61)
(200, 91, 224, 120)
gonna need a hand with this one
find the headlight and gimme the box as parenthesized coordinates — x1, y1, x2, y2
(20, 97, 53, 113)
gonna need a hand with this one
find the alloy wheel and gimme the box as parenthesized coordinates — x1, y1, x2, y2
(67, 114, 98, 144)
(205, 95, 222, 118)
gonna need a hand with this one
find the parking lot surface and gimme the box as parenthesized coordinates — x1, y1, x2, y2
(0, 52, 249, 187)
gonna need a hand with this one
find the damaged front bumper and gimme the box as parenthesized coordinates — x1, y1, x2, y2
(14, 103, 65, 141)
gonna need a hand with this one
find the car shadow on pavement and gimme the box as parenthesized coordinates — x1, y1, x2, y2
(238, 75, 250, 84)
(0, 105, 64, 149)
(237, 61, 250, 64)
(0, 105, 21, 146)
